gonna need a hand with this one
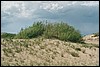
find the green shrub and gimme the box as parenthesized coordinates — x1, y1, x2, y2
(43, 22, 82, 43)
(1, 33, 16, 39)
(14, 21, 82, 43)
(14, 21, 45, 39)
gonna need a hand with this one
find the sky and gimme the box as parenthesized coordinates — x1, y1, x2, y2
(1, 1, 99, 35)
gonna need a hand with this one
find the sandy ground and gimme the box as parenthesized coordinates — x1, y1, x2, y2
(82, 34, 99, 45)
(1, 38, 99, 66)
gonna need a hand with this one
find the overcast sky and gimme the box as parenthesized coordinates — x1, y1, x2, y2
(1, 1, 99, 35)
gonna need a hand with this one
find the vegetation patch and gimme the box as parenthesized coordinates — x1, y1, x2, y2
(93, 32, 99, 37)
(75, 48, 81, 51)
(1, 33, 16, 39)
(12, 21, 82, 43)
(70, 52, 79, 57)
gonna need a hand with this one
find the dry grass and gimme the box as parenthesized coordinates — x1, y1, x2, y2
(1, 38, 99, 66)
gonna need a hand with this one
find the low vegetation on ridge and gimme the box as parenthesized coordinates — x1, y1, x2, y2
(2, 21, 82, 43)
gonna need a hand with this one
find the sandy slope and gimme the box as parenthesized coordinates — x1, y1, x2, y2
(82, 34, 99, 45)
(1, 38, 99, 66)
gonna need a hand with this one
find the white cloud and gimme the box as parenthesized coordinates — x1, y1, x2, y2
(40, 2, 63, 11)
(1, 1, 24, 11)
(1, 1, 99, 16)
(18, 11, 30, 18)
(81, 1, 99, 6)
(39, 1, 99, 12)
(1, 1, 99, 34)
(72, 1, 77, 5)
(1, 1, 99, 21)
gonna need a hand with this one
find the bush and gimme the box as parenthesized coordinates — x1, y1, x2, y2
(1, 33, 16, 39)
(14, 21, 82, 43)
(43, 22, 82, 42)
(14, 21, 45, 39)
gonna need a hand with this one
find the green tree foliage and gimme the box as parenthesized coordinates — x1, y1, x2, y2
(1, 33, 16, 39)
